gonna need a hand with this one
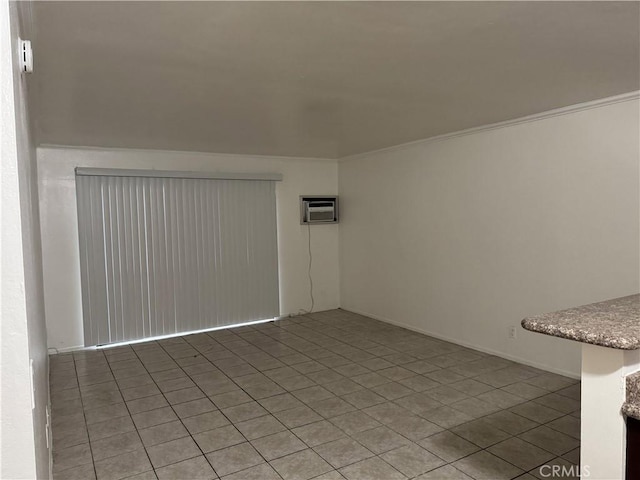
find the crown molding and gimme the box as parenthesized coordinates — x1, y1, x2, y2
(38, 144, 336, 163)
(340, 90, 640, 162)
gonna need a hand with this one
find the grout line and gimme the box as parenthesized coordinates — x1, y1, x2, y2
(75, 352, 101, 480)
(149, 338, 282, 479)
(150, 349, 238, 477)
(94, 348, 155, 480)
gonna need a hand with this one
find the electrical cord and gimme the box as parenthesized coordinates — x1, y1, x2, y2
(307, 222, 315, 313)
(298, 222, 315, 315)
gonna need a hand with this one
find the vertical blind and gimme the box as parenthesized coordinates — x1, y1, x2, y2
(76, 171, 280, 347)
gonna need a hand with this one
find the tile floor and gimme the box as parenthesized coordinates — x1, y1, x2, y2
(50, 309, 581, 480)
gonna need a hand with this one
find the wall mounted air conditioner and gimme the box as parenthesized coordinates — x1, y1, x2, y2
(300, 196, 339, 224)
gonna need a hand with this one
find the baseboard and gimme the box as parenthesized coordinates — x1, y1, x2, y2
(341, 307, 581, 380)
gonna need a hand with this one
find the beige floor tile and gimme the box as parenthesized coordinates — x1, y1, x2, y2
(341, 389, 386, 409)
(418, 431, 480, 462)
(83, 391, 125, 411)
(157, 377, 196, 393)
(339, 457, 406, 480)
(193, 425, 246, 453)
(121, 384, 161, 402)
(500, 382, 548, 400)
(126, 395, 169, 415)
(518, 425, 580, 456)
(274, 405, 323, 428)
(398, 375, 441, 392)
(206, 442, 263, 477)
(394, 392, 442, 416)
(351, 372, 390, 389)
(259, 393, 305, 413)
(53, 462, 96, 480)
(94, 450, 153, 480)
(534, 393, 581, 414)
(52, 443, 93, 474)
(91, 431, 143, 461)
(371, 382, 414, 401)
(307, 397, 356, 419)
(210, 389, 252, 409)
(80, 381, 120, 398)
(151, 368, 188, 382)
(234, 414, 286, 440)
(222, 401, 268, 423)
(476, 389, 526, 409)
(453, 450, 524, 480)
(138, 420, 189, 447)
(221, 463, 281, 480)
(294, 361, 331, 375)
(482, 410, 539, 435)
(384, 414, 442, 441)
(314, 438, 374, 469)
(488, 437, 555, 471)
(276, 374, 317, 391)
(182, 411, 230, 435)
(293, 385, 335, 404)
(291, 420, 347, 447)
(85, 403, 130, 425)
(270, 449, 333, 480)
(414, 464, 473, 479)
(510, 402, 565, 424)
(420, 405, 475, 429)
(380, 443, 445, 478)
(146, 436, 201, 469)
(525, 373, 577, 392)
(334, 364, 371, 378)
(88, 416, 136, 442)
(450, 419, 511, 448)
(529, 457, 579, 480)
(323, 379, 363, 396)
(132, 407, 178, 430)
(562, 447, 580, 464)
(359, 358, 395, 371)
(313, 470, 346, 480)
(251, 431, 307, 461)
(329, 410, 381, 435)
(450, 397, 501, 417)
(173, 397, 216, 419)
(378, 367, 415, 382)
(352, 426, 410, 455)
(164, 386, 205, 405)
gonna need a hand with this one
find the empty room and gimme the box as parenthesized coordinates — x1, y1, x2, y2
(2, 1, 639, 480)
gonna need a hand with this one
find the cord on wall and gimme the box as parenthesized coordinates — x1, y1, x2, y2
(298, 223, 315, 315)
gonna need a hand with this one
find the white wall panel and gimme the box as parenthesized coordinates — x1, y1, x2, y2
(76, 173, 279, 346)
(339, 99, 639, 378)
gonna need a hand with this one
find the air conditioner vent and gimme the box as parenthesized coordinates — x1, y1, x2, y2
(300, 196, 339, 224)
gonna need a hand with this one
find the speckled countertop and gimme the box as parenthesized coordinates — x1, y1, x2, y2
(521, 294, 640, 350)
(623, 371, 640, 421)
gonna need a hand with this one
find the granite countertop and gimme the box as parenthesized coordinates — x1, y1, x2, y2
(622, 371, 640, 421)
(521, 294, 640, 350)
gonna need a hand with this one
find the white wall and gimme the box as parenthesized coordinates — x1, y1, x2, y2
(339, 98, 640, 377)
(38, 146, 339, 351)
(1, 1, 50, 478)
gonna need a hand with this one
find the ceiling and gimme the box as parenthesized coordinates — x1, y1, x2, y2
(32, 1, 639, 159)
